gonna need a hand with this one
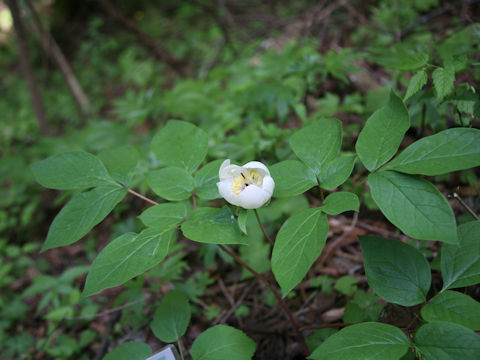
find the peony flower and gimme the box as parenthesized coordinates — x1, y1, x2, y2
(217, 159, 275, 209)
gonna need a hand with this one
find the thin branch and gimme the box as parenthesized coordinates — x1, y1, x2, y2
(24, 0, 91, 124)
(453, 192, 479, 220)
(217, 244, 310, 357)
(6, 0, 49, 135)
(96, 0, 186, 75)
(125, 188, 310, 356)
(67, 298, 145, 320)
(125, 187, 159, 206)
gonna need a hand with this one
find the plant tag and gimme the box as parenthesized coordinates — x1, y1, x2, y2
(145, 344, 181, 360)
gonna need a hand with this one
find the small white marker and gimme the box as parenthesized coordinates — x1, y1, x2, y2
(145, 344, 181, 360)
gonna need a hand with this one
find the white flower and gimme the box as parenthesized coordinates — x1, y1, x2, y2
(217, 159, 275, 209)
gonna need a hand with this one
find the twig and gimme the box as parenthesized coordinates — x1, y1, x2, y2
(67, 298, 145, 320)
(94, 311, 121, 360)
(125, 186, 159, 206)
(217, 244, 310, 357)
(300, 322, 349, 330)
(96, 0, 186, 75)
(254, 208, 273, 245)
(453, 192, 479, 220)
(24, 0, 91, 124)
(6, 0, 49, 135)
(125, 188, 310, 357)
(399, 0, 480, 40)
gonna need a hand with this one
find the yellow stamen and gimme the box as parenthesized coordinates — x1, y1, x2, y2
(231, 170, 264, 196)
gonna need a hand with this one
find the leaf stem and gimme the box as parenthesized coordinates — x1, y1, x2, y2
(453, 192, 479, 220)
(125, 188, 310, 356)
(253, 208, 273, 245)
(217, 244, 310, 357)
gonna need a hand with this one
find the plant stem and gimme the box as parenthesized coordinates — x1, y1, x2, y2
(453, 192, 479, 220)
(125, 187, 159, 206)
(125, 188, 310, 356)
(217, 244, 310, 356)
(253, 208, 273, 245)
(177, 339, 185, 360)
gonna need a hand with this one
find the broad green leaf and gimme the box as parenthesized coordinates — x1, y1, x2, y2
(190, 325, 256, 360)
(356, 91, 410, 171)
(321, 192, 359, 215)
(383, 128, 480, 175)
(389, 51, 429, 71)
(368, 171, 457, 243)
(103, 342, 152, 360)
(270, 160, 317, 198)
(421, 291, 480, 330)
(138, 203, 187, 228)
(318, 153, 356, 191)
(433, 64, 455, 101)
(442, 220, 480, 290)
(404, 68, 428, 101)
(309, 322, 410, 360)
(151, 120, 208, 173)
(42, 185, 126, 251)
(194, 159, 223, 200)
(360, 236, 431, 306)
(415, 322, 480, 360)
(290, 118, 342, 175)
(237, 209, 248, 235)
(181, 207, 247, 245)
(98, 145, 139, 185)
(147, 167, 194, 201)
(151, 290, 191, 342)
(83, 227, 175, 296)
(272, 208, 328, 296)
(31, 151, 114, 190)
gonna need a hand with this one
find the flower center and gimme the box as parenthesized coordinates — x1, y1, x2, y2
(231, 170, 264, 196)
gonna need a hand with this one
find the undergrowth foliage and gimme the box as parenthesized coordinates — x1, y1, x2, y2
(31, 91, 480, 359)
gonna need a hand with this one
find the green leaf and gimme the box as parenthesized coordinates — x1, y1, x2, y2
(290, 118, 342, 175)
(321, 192, 359, 215)
(442, 220, 480, 290)
(151, 120, 208, 173)
(103, 342, 152, 360)
(237, 209, 248, 235)
(415, 322, 480, 360)
(318, 153, 356, 191)
(356, 91, 410, 171)
(194, 159, 223, 200)
(190, 325, 256, 360)
(383, 128, 480, 176)
(83, 227, 175, 296)
(368, 171, 457, 243)
(98, 145, 139, 185)
(272, 208, 328, 296)
(181, 207, 247, 245)
(421, 291, 480, 330)
(151, 290, 191, 342)
(309, 322, 410, 360)
(270, 160, 317, 198)
(405, 68, 428, 101)
(147, 167, 194, 201)
(138, 203, 187, 228)
(360, 236, 431, 306)
(42, 185, 126, 251)
(433, 64, 455, 101)
(30, 151, 114, 190)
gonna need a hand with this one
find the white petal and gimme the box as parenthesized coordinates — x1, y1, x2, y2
(235, 185, 271, 209)
(219, 159, 241, 181)
(261, 176, 275, 197)
(217, 180, 241, 206)
(242, 161, 271, 176)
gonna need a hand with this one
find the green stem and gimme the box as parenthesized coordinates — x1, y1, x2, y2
(177, 339, 185, 360)
(253, 208, 273, 244)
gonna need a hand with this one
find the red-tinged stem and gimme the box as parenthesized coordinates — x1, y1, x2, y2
(253, 208, 273, 245)
(126, 187, 310, 357)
